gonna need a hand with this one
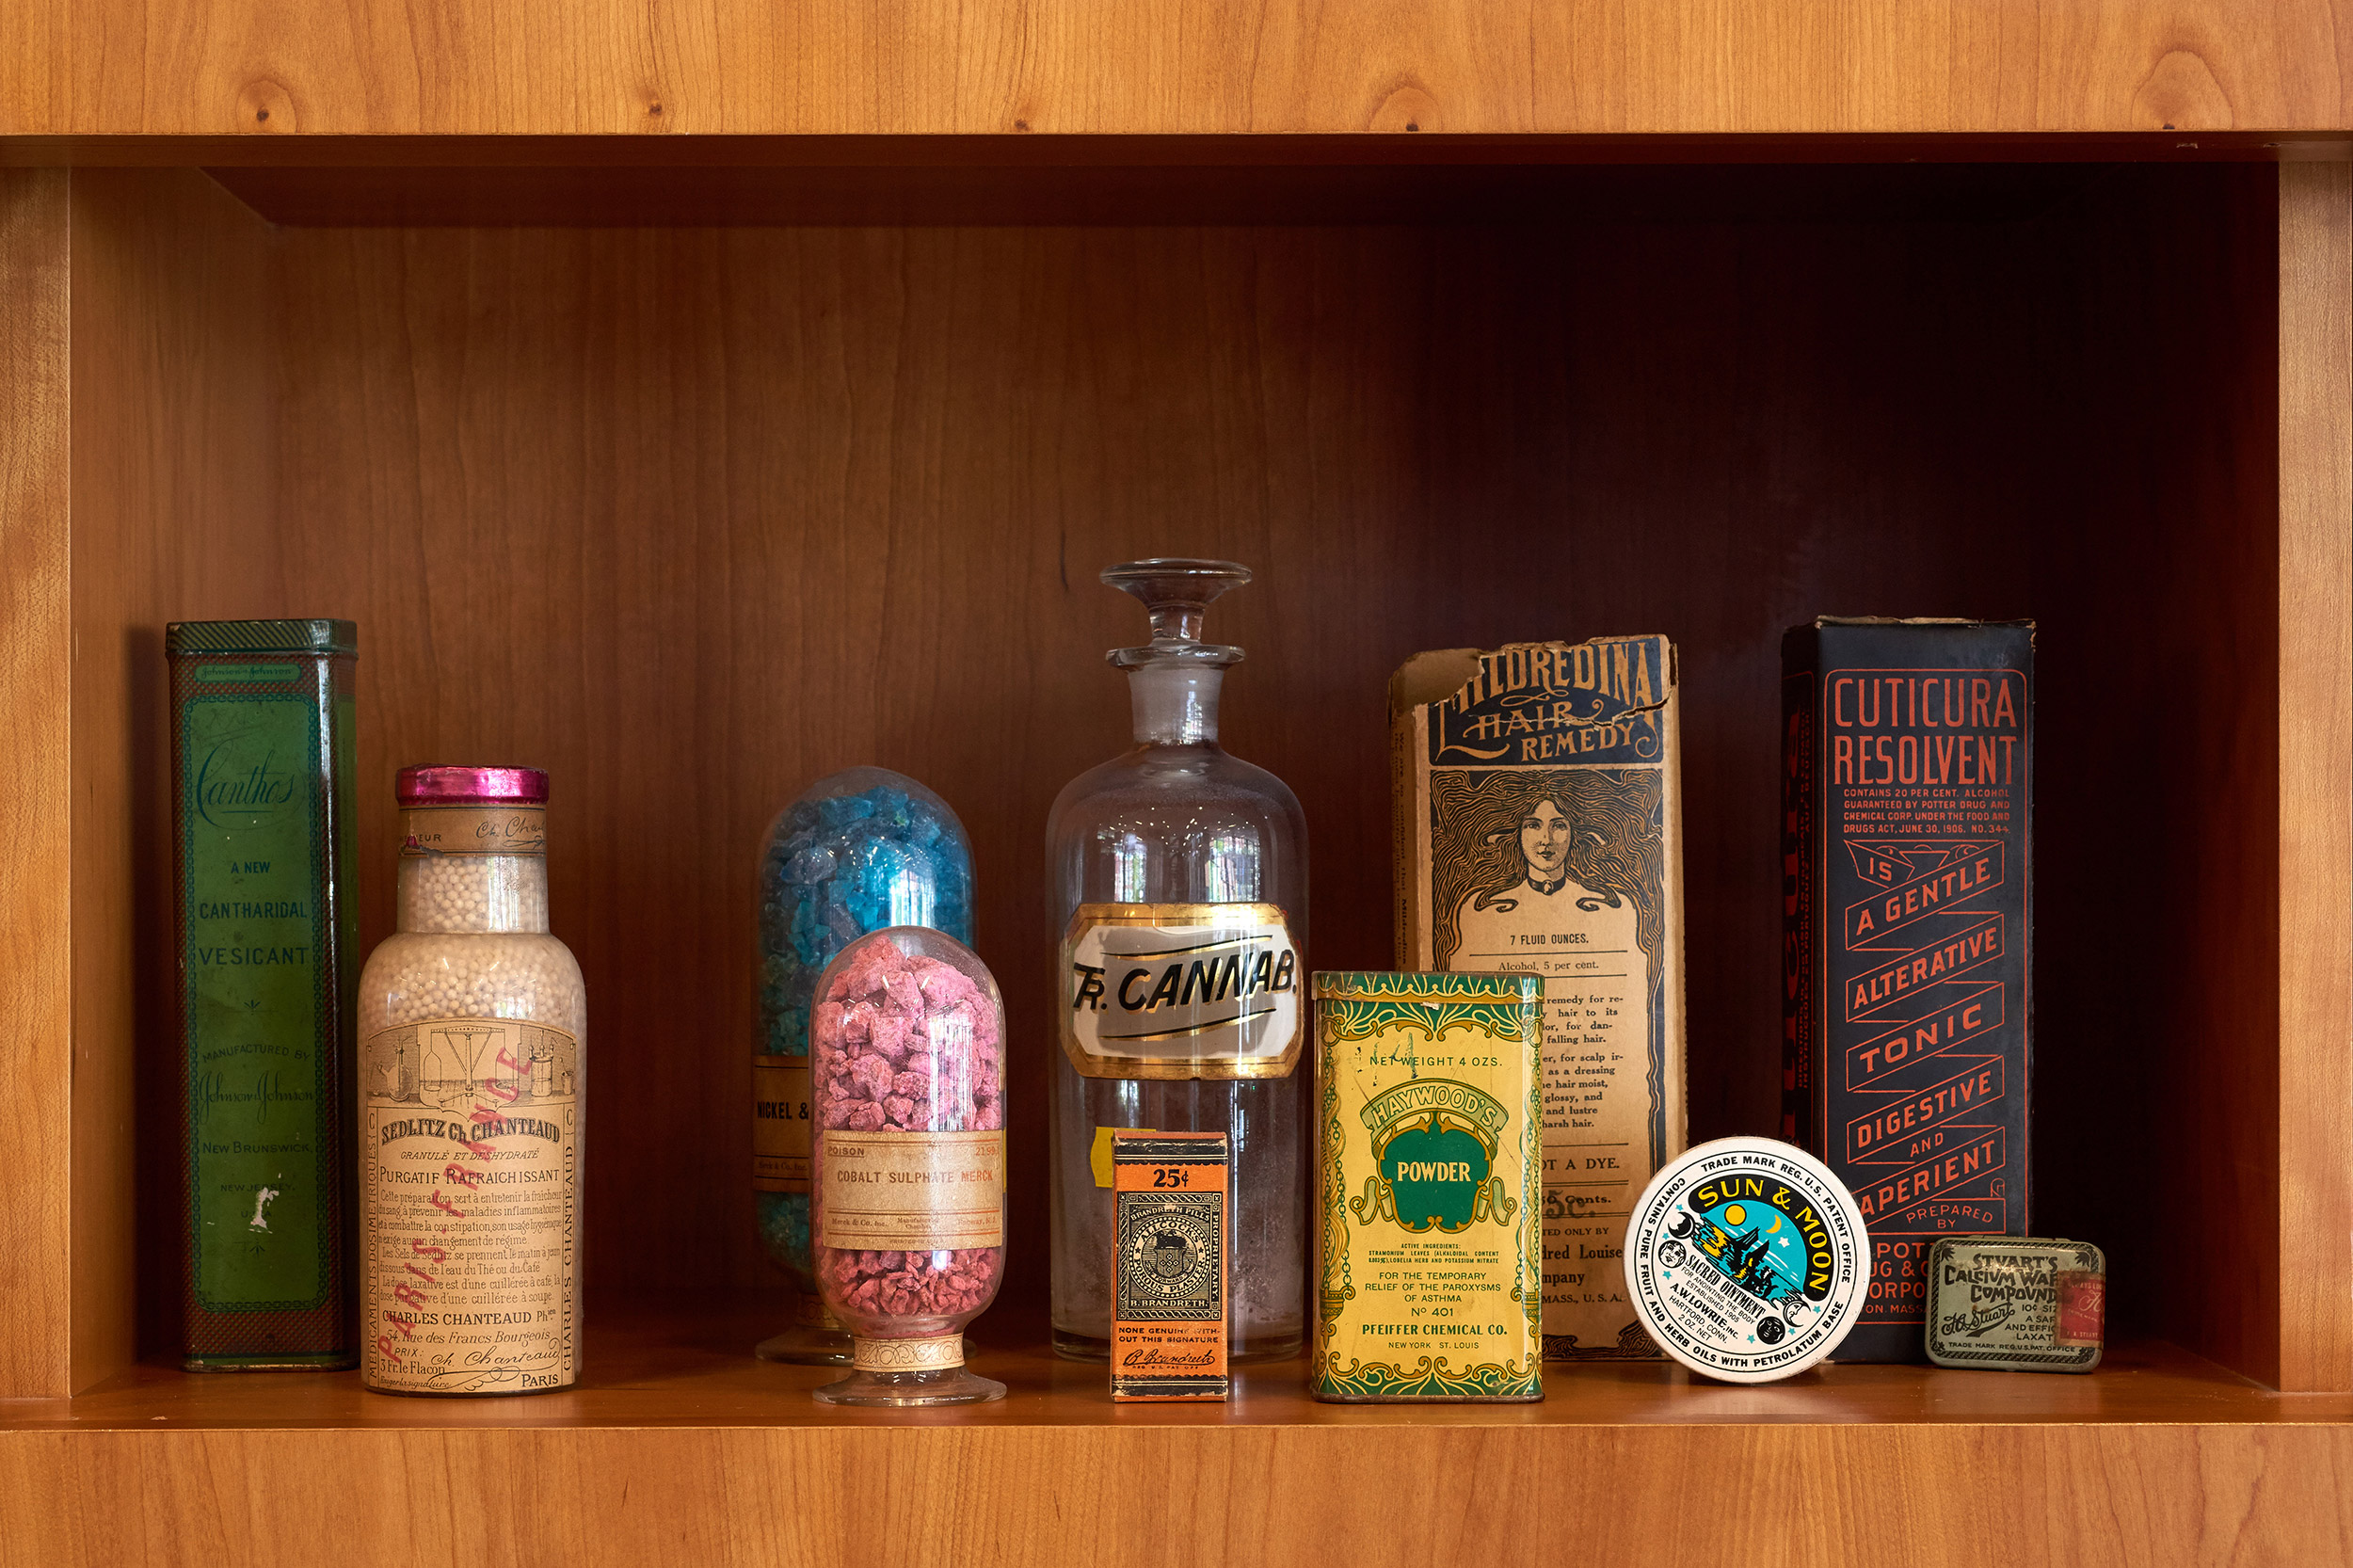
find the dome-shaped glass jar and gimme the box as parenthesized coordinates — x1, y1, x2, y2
(753, 769, 975, 1365)
(808, 927, 1007, 1406)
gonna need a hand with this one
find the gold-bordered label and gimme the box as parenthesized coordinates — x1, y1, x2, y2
(1060, 903, 1303, 1080)
(817, 1129, 1005, 1250)
(400, 805, 547, 857)
(853, 1333, 963, 1370)
(752, 1056, 812, 1192)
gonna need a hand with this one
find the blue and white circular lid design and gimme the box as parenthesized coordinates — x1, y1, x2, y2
(1625, 1136, 1868, 1383)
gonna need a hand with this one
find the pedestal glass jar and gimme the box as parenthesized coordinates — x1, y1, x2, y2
(358, 766, 585, 1395)
(808, 928, 1007, 1406)
(753, 769, 974, 1366)
(1046, 560, 1309, 1362)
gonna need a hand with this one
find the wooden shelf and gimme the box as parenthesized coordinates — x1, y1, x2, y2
(6, 1304, 2351, 1563)
(21, 1303, 2347, 1432)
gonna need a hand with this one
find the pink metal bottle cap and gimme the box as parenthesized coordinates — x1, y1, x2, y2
(395, 765, 549, 807)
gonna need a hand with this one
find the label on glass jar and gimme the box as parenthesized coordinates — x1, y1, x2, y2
(1060, 903, 1303, 1080)
(817, 1129, 1005, 1250)
(752, 1056, 812, 1192)
(400, 805, 547, 857)
(360, 1017, 578, 1395)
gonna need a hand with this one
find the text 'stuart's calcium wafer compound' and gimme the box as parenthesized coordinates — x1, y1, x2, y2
(1925, 1237, 2104, 1372)
(1625, 1136, 1867, 1383)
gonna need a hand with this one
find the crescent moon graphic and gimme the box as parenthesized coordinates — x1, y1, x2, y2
(1766, 1215, 1782, 1234)
(1667, 1212, 1693, 1240)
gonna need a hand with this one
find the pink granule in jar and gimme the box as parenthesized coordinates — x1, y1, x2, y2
(811, 937, 1004, 1323)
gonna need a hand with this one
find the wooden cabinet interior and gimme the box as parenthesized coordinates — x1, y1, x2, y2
(11, 155, 2343, 1399)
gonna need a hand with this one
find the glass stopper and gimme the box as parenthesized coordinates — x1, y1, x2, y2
(1102, 558, 1250, 668)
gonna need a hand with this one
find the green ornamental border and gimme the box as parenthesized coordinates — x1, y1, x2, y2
(1313, 972, 1544, 1400)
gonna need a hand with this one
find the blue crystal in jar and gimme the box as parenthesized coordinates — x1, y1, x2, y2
(754, 767, 974, 1349)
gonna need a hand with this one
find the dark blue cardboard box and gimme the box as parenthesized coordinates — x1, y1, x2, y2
(1782, 618, 2033, 1363)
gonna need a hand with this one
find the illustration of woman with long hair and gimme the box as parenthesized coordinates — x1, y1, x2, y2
(1450, 790, 1647, 1223)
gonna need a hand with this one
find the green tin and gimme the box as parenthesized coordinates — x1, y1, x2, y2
(168, 618, 359, 1368)
(1313, 970, 1544, 1401)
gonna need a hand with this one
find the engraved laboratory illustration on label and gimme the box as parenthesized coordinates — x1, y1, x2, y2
(360, 1017, 579, 1395)
(1062, 903, 1302, 1080)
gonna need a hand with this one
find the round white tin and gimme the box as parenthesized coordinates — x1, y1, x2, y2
(1624, 1135, 1868, 1384)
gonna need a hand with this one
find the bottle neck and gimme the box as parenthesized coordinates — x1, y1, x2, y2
(396, 855, 551, 935)
(1128, 664, 1224, 745)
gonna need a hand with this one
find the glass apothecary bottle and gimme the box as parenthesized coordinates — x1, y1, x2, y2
(808, 927, 1007, 1406)
(1047, 560, 1309, 1362)
(753, 768, 974, 1366)
(358, 766, 584, 1396)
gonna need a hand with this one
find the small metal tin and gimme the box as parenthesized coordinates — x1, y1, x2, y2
(1924, 1237, 2105, 1372)
(1625, 1136, 1868, 1384)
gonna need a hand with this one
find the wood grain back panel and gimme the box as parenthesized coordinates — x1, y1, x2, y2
(9, 1, 2353, 137)
(253, 167, 2285, 1370)
(2031, 165, 2286, 1383)
(0, 168, 72, 1399)
(2278, 160, 2353, 1393)
(65, 168, 284, 1390)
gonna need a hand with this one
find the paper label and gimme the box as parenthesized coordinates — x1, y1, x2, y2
(179, 688, 332, 1312)
(1061, 903, 1303, 1080)
(1092, 1125, 1161, 1188)
(817, 1129, 1005, 1250)
(2056, 1271, 2105, 1348)
(1396, 634, 1686, 1359)
(753, 1057, 812, 1192)
(360, 1017, 578, 1394)
(1625, 1144, 1866, 1383)
(1112, 1133, 1230, 1400)
(400, 805, 547, 857)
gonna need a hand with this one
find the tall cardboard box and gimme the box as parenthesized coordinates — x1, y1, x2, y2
(1391, 636, 1688, 1359)
(1782, 617, 2034, 1362)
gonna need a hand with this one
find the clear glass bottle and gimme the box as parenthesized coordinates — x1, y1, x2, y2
(1047, 560, 1309, 1362)
(358, 766, 584, 1395)
(809, 927, 1007, 1406)
(753, 768, 974, 1366)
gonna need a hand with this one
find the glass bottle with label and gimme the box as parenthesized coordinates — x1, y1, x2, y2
(358, 766, 584, 1396)
(753, 767, 975, 1367)
(1048, 559, 1308, 1361)
(808, 927, 1007, 1406)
